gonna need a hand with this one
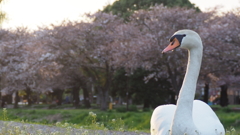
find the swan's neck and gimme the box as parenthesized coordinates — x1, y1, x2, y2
(171, 46, 203, 134)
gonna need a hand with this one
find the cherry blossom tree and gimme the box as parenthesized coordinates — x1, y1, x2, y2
(0, 5, 239, 109)
(200, 8, 240, 106)
(35, 13, 125, 110)
(110, 5, 212, 104)
(0, 28, 34, 107)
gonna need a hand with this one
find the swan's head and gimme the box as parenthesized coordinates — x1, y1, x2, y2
(162, 29, 202, 53)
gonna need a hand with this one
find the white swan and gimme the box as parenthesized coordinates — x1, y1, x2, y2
(150, 29, 225, 135)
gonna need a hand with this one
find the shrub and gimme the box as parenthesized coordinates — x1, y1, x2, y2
(221, 107, 232, 113)
(128, 105, 138, 112)
(142, 108, 151, 112)
(116, 107, 127, 112)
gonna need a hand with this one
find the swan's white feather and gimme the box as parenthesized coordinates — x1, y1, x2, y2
(151, 105, 176, 135)
(151, 100, 225, 135)
(150, 30, 225, 135)
(193, 100, 225, 135)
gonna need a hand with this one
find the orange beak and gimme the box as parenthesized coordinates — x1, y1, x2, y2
(162, 38, 181, 53)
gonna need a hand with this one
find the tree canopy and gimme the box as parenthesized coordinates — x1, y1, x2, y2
(103, 0, 200, 20)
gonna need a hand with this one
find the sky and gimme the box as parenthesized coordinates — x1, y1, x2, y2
(1, 0, 240, 30)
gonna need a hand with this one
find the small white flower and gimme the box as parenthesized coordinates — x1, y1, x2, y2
(23, 125, 28, 129)
(119, 128, 124, 132)
(56, 122, 61, 126)
(89, 112, 93, 115)
(64, 122, 70, 127)
(20, 130, 27, 134)
(82, 130, 89, 135)
(51, 131, 60, 135)
(89, 111, 97, 117)
(104, 127, 108, 131)
(231, 127, 236, 132)
(37, 129, 43, 134)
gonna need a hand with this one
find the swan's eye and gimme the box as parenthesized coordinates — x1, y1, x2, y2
(169, 36, 175, 42)
(169, 34, 186, 45)
(171, 40, 175, 45)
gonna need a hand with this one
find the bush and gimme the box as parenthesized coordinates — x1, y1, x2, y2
(142, 108, 151, 112)
(128, 105, 138, 112)
(221, 107, 232, 113)
(48, 104, 57, 109)
(116, 107, 127, 112)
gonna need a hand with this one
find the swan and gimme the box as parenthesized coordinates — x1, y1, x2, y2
(150, 29, 225, 135)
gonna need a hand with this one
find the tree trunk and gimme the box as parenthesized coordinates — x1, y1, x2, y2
(143, 98, 150, 109)
(126, 77, 130, 111)
(170, 91, 177, 104)
(72, 87, 80, 108)
(220, 84, 228, 107)
(1, 96, 6, 108)
(83, 87, 91, 108)
(126, 92, 129, 111)
(36, 93, 40, 104)
(203, 83, 209, 104)
(99, 62, 112, 111)
(56, 89, 64, 106)
(101, 91, 108, 111)
(98, 87, 108, 111)
(14, 91, 19, 108)
(6, 95, 12, 104)
(166, 64, 182, 96)
(25, 86, 32, 106)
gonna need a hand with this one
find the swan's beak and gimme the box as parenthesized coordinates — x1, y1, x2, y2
(162, 38, 180, 53)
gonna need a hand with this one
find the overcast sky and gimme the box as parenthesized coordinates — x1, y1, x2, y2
(1, 0, 240, 30)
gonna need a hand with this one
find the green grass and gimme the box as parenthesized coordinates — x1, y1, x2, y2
(1, 104, 240, 134)
(217, 110, 240, 131)
(0, 106, 150, 132)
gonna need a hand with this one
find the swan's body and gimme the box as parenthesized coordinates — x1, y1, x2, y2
(150, 30, 225, 135)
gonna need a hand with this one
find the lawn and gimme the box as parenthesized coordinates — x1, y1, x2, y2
(0, 104, 240, 134)
(0, 104, 151, 132)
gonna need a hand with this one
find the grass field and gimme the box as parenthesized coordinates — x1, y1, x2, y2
(0, 104, 151, 132)
(0, 104, 240, 134)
